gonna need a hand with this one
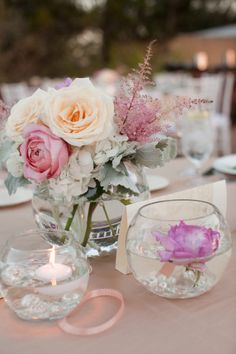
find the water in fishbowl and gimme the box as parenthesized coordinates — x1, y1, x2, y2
(127, 238, 231, 298)
(0, 258, 89, 320)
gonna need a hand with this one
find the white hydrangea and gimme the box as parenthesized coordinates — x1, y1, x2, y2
(49, 148, 94, 201)
(94, 134, 137, 167)
(69, 149, 94, 179)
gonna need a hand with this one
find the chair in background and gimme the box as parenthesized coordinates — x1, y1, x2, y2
(211, 73, 234, 155)
(151, 72, 234, 156)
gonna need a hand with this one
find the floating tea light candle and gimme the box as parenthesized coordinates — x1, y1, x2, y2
(35, 246, 72, 283)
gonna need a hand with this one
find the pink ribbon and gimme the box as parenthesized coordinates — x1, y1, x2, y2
(58, 288, 124, 335)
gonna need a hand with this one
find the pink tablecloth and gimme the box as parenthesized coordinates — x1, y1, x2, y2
(0, 158, 235, 354)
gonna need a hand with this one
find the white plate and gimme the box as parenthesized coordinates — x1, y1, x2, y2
(0, 187, 33, 207)
(213, 154, 236, 175)
(146, 174, 169, 191)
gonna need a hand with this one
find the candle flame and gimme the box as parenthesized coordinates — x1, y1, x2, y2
(49, 245, 55, 265)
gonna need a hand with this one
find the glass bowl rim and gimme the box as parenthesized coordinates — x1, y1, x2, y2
(138, 198, 219, 222)
(5, 228, 83, 254)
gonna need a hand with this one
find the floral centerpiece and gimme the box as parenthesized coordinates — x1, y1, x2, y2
(0, 43, 205, 252)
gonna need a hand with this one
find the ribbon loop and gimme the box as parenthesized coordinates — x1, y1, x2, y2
(58, 288, 124, 335)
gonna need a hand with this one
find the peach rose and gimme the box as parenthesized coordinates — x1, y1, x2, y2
(43, 78, 114, 147)
(6, 89, 47, 141)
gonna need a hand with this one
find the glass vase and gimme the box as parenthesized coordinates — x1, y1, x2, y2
(32, 163, 150, 257)
(126, 199, 232, 299)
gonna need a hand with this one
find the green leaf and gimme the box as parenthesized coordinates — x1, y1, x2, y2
(112, 144, 137, 169)
(82, 180, 104, 201)
(120, 198, 132, 206)
(115, 185, 139, 197)
(4, 174, 30, 195)
(160, 138, 177, 162)
(99, 163, 140, 194)
(135, 138, 177, 168)
(0, 140, 14, 166)
(155, 140, 168, 151)
(112, 160, 128, 174)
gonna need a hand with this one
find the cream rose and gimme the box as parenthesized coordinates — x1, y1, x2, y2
(6, 89, 47, 141)
(43, 78, 114, 147)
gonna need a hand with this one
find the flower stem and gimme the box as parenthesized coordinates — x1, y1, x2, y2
(186, 266, 202, 288)
(120, 198, 132, 206)
(65, 204, 79, 231)
(81, 202, 98, 247)
(101, 202, 116, 238)
(193, 270, 201, 288)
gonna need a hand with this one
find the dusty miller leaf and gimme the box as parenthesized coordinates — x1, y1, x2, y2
(135, 138, 176, 168)
(112, 143, 137, 169)
(4, 174, 30, 195)
(82, 180, 104, 201)
(0, 140, 14, 166)
(99, 163, 140, 194)
(160, 138, 177, 162)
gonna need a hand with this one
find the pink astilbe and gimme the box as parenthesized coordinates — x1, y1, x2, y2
(115, 94, 164, 143)
(114, 42, 211, 143)
(155, 96, 211, 123)
(114, 41, 160, 143)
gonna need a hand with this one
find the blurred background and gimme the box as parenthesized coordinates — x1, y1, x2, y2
(0, 0, 236, 153)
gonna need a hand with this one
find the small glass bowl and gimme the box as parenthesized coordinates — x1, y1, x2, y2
(126, 199, 232, 299)
(0, 229, 90, 320)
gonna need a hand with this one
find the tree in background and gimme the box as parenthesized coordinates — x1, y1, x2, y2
(0, 0, 86, 81)
(0, 0, 235, 81)
(99, 0, 236, 63)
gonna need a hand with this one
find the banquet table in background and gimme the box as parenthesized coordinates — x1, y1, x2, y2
(0, 158, 235, 354)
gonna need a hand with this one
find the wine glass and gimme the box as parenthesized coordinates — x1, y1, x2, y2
(181, 110, 214, 175)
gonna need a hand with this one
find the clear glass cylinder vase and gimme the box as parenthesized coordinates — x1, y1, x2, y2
(32, 163, 150, 257)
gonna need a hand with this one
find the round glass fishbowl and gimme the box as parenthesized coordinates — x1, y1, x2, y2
(0, 230, 90, 320)
(126, 199, 232, 299)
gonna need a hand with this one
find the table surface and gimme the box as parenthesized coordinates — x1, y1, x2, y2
(0, 158, 235, 354)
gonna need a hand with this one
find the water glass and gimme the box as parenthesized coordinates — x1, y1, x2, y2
(181, 111, 214, 174)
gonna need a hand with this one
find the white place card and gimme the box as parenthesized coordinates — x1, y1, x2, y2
(115, 180, 226, 274)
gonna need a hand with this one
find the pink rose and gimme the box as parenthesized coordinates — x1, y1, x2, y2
(154, 221, 220, 262)
(19, 123, 69, 183)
